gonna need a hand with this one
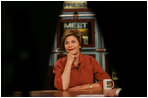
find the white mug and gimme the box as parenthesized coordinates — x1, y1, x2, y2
(103, 79, 114, 92)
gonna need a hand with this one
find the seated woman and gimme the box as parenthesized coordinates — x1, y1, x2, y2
(54, 29, 111, 91)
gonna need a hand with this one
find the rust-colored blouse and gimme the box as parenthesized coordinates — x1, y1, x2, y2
(54, 52, 111, 90)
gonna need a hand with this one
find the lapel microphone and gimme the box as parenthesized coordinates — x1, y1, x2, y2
(72, 63, 80, 70)
(76, 63, 80, 70)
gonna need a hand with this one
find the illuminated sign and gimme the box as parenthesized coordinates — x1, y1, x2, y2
(64, 22, 88, 29)
(63, 1, 87, 9)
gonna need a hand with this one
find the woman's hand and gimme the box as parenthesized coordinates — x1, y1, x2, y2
(68, 83, 103, 91)
(67, 54, 76, 65)
(62, 53, 76, 90)
(68, 85, 85, 91)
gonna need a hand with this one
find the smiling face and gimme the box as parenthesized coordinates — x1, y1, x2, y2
(64, 35, 81, 55)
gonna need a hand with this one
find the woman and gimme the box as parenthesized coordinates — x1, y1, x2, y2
(54, 29, 111, 91)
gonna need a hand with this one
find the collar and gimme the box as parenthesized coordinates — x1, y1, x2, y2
(71, 52, 83, 69)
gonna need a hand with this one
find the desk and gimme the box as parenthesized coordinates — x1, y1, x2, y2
(30, 90, 104, 97)
(13, 90, 104, 97)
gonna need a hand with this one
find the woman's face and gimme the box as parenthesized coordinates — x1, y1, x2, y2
(64, 35, 81, 55)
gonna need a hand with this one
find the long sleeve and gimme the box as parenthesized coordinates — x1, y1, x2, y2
(92, 57, 111, 87)
(54, 58, 65, 90)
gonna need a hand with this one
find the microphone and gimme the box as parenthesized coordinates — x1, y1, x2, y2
(76, 63, 80, 70)
(72, 63, 81, 70)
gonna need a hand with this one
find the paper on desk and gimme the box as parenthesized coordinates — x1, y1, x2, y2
(76, 94, 104, 97)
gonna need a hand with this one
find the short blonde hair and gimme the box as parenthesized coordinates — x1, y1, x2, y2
(61, 29, 83, 50)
